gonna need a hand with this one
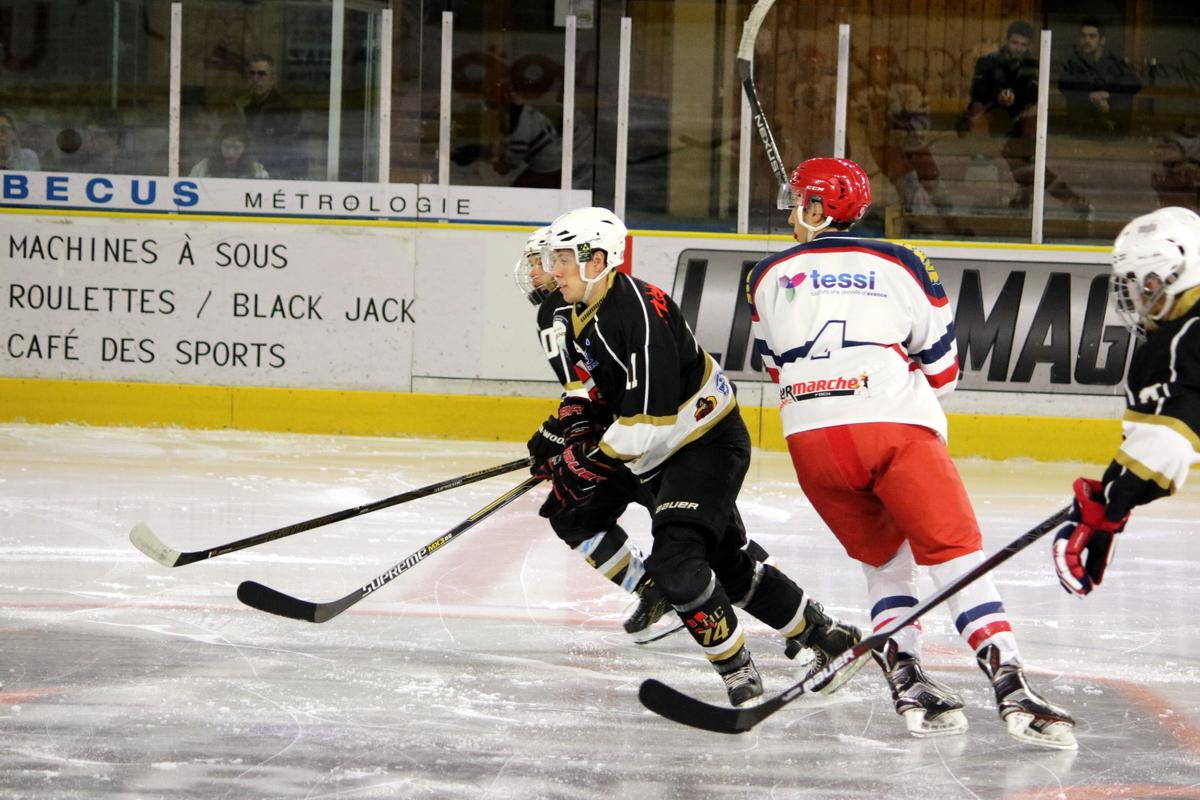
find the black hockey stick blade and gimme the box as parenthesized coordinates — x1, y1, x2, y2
(236, 581, 335, 623)
(237, 475, 543, 623)
(639, 505, 1073, 733)
(130, 457, 531, 567)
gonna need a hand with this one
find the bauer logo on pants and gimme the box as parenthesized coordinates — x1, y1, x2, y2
(656, 500, 699, 513)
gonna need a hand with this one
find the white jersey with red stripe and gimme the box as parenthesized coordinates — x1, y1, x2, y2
(746, 231, 959, 440)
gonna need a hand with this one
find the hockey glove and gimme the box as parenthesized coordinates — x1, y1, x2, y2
(1051, 477, 1129, 597)
(548, 444, 622, 505)
(527, 414, 565, 477)
(557, 396, 607, 448)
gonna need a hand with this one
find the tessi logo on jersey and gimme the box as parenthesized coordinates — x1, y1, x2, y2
(806, 269, 876, 290)
(778, 269, 875, 300)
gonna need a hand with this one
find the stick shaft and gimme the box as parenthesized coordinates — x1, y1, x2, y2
(736, 0, 788, 185)
(136, 457, 530, 566)
(238, 475, 544, 622)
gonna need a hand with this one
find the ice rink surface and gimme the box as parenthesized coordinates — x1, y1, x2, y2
(2, 422, 1199, 800)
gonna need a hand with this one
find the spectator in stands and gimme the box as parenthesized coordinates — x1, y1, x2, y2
(80, 108, 136, 175)
(189, 123, 269, 179)
(482, 76, 562, 189)
(962, 21, 1092, 215)
(1058, 18, 1142, 138)
(961, 21, 1039, 139)
(0, 111, 41, 171)
(237, 54, 302, 178)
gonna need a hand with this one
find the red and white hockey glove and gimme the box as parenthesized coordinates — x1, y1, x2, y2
(548, 444, 622, 505)
(557, 396, 608, 448)
(1051, 477, 1129, 597)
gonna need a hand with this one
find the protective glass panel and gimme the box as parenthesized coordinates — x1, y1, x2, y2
(1, 0, 170, 176)
(623, 0, 745, 232)
(446, 2, 570, 189)
(1045, 3, 1199, 243)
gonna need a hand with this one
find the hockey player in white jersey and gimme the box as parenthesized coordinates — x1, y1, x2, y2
(747, 157, 1076, 748)
(1052, 207, 1200, 596)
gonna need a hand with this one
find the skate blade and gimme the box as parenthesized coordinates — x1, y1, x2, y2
(1004, 712, 1078, 750)
(903, 707, 968, 738)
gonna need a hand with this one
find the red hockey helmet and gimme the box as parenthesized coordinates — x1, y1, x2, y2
(779, 157, 872, 224)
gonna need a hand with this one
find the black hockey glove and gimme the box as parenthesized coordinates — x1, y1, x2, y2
(548, 444, 622, 505)
(557, 395, 607, 448)
(527, 414, 565, 476)
(1051, 477, 1129, 597)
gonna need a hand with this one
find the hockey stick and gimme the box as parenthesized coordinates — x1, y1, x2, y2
(736, 0, 789, 187)
(237, 474, 544, 623)
(130, 457, 531, 568)
(638, 505, 1073, 734)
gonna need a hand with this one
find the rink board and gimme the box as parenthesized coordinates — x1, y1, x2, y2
(0, 207, 1128, 462)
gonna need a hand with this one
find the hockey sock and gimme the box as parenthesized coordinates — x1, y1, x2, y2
(675, 573, 746, 664)
(863, 542, 922, 656)
(735, 562, 810, 635)
(930, 551, 1020, 664)
(573, 525, 646, 594)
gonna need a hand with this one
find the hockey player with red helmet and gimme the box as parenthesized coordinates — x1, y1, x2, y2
(747, 157, 1077, 748)
(1052, 207, 1200, 597)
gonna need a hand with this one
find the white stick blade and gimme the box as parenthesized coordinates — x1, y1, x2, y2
(129, 522, 183, 567)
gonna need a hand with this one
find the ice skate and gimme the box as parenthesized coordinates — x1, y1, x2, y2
(714, 646, 763, 708)
(977, 644, 1077, 750)
(623, 579, 671, 634)
(872, 639, 967, 738)
(784, 600, 866, 694)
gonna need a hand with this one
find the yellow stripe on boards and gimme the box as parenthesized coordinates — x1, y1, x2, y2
(0, 378, 556, 441)
(0, 376, 1127, 463)
(746, 404, 1123, 465)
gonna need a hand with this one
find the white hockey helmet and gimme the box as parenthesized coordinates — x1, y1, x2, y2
(1110, 206, 1200, 335)
(543, 206, 627, 302)
(513, 225, 554, 306)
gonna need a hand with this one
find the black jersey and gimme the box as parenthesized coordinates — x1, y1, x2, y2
(1103, 289, 1200, 517)
(562, 271, 737, 476)
(535, 288, 578, 388)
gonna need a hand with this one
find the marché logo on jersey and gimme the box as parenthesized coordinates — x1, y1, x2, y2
(780, 373, 870, 404)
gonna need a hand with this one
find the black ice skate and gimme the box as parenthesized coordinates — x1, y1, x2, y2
(976, 643, 1077, 749)
(872, 638, 968, 738)
(623, 578, 672, 634)
(714, 646, 763, 707)
(784, 600, 866, 694)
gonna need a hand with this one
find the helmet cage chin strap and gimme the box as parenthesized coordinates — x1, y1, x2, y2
(798, 214, 834, 240)
(579, 254, 612, 304)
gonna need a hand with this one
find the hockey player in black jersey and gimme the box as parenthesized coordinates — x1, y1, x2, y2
(1053, 206, 1200, 596)
(535, 206, 864, 707)
(515, 226, 672, 634)
(517, 226, 774, 635)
